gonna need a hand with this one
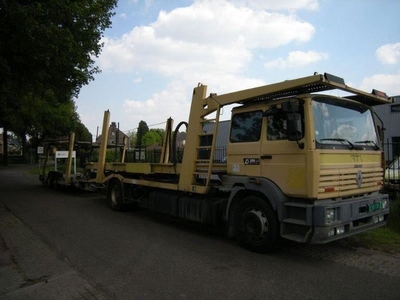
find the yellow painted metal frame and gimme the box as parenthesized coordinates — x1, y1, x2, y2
(90, 73, 391, 196)
(64, 132, 75, 185)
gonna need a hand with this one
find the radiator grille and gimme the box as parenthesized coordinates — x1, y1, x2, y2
(318, 167, 383, 196)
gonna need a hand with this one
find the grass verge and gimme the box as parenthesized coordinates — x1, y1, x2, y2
(29, 165, 53, 175)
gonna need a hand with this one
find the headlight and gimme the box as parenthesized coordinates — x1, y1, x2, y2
(325, 208, 336, 224)
(381, 199, 388, 210)
(336, 226, 345, 235)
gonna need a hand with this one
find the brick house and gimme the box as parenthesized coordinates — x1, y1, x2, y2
(96, 122, 130, 147)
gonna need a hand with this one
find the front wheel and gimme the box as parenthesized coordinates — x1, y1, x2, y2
(235, 196, 278, 253)
(107, 179, 124, 211)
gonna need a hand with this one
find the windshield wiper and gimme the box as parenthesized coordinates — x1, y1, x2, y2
(320, 138, 355, 149)
(355, 140, 380, 150)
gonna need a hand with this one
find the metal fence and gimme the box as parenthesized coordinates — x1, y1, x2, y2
(382, 141, 400, 190)
(383, 141, 400, 165)
(124, 146, 227, 164)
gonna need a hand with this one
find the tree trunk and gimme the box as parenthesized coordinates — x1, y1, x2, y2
(21, 134, 27, 163)
(2, 128, 8, 166)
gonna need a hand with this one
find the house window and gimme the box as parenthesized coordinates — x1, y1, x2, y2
(390, 104, 400, 113)
(392, 137, 400, 159)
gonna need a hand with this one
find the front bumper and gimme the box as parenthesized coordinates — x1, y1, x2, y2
(310, 193, 389, 243)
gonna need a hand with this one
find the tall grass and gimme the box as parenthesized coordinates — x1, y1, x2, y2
(388, 194, 400, 233)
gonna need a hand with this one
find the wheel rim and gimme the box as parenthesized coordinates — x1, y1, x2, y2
(111, 185, 119, 206)
(241, 208, 268, 241)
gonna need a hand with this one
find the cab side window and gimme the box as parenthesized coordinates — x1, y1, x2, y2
(230, 111, 263, 143)
(266, 101, 304, 140)
(267, 110, 288, 140)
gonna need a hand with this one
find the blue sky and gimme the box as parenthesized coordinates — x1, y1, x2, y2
(76, 0, 400, 137)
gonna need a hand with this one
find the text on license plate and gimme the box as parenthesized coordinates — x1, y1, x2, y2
(368, 202, 382, 212)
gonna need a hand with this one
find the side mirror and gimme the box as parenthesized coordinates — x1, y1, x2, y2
(282, 101, 299, 113)
(377, 125, 385, 142)
(264, 106, 279, 117)
(287, 113, 302, 141)
(287, 113, 304, 149)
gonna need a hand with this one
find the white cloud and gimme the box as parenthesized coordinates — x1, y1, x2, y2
(360, 72, 400, 97)
(122, 80, 191, 126)
(120, 73, 267, 129)
(95, 0, 317, 130)
(229, 0, 319, 11)
(376, 42, 400, 65)
(129, 0, 153, 7)
(119, 13, 127, 20)
(144, 0, 154, 9)
(265, 50, 329, 68)
(99, 0, 315, 76)
(132, 77, 142, 83)
(153, 1, 314, 47)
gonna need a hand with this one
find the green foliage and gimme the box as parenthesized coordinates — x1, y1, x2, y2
(127, 131, 137, 148)
(388, 197, 400, 233)
(142, 131, 157, 146)
(74, 121, 92, 142)
(136, 121, 149, 147)
(142, 129, 164, 146)
(0, 0, 117, 159)
(90, 149, 120, 163)
(130, 121, 166, 148)
(150, 128, 165, 145)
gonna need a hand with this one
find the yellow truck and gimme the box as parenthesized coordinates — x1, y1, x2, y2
(86, 73, 392, 252)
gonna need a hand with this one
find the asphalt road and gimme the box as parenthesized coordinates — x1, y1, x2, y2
(1, 165, 400, 300)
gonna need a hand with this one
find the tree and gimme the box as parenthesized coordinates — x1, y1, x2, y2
(0, 0, 117, 164)
(127, 130, 137, 149)
(135, 121, 149, 148)
(142, 131, 158, 147)
(150, 128, 165, 145)
(75, 121, 92, 142)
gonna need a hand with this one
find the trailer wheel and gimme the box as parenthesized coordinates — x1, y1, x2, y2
(107, 179, 124, 211)
(235, 196, 278, 253)
(47, 172, 56, 189)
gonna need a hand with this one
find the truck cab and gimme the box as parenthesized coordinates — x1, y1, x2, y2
(223, 93, 388, 246)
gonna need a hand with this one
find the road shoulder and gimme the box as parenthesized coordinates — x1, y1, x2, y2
(0, 202, 108, 300)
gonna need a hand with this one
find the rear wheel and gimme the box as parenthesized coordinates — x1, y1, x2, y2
(107, 179, 124, 211)
(47, 171, 61, 189)
(47, 172, 55, 188)
(236, 195, 278, 253)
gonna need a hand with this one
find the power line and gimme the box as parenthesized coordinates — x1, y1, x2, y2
(122, 121, 167, 133)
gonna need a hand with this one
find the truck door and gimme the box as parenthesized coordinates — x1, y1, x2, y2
(260, 100, 307, 197)
(227, 110, 263, 177)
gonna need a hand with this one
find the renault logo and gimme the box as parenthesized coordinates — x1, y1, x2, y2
(356, 170, 363, 188)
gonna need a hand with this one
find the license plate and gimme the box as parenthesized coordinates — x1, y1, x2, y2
(368, 202, 382, 212)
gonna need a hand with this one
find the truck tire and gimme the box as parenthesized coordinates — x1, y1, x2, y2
(107, 179, 124, 211)
(48, 172, 57, 189)
(47, 172, 54, 188)
(235, 195, 278, 253)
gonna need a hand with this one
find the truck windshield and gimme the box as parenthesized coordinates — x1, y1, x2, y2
(312, 97, 378, 150)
